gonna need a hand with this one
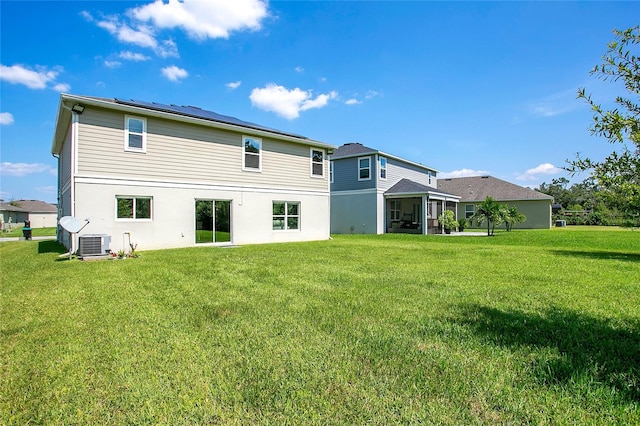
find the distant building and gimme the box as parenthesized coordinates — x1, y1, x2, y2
(330, 142, 459, 234)
(13, 200, 58, 228)
(438, 176, 554, 229)
(0, 202, 30, 228)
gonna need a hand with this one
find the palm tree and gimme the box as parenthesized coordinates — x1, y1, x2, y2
(468, 196, 503, 236)
(503, 205, 526, 231)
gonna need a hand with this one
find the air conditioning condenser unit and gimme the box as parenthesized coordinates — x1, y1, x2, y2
(78, 234, 111, 258)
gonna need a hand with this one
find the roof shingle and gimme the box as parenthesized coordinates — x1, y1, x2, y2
(437, 176, 553, 202)
(331, 142, 378, 158)
(386, 178, 458, 197)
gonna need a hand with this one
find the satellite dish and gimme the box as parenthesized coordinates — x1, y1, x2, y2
(59, 216, 90, 233)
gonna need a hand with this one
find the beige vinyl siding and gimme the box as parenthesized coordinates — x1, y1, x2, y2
(76, 107, 327, 192)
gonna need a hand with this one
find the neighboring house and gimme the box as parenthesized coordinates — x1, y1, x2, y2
(330, 143, 459, 234)
(51, 94, 336, 252)
(437, 176, 554, 229)
(0, 202, 29, 229)
(12, 200, 58, 228)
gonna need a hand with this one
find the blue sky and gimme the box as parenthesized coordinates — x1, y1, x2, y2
(1, 1, 638, 204)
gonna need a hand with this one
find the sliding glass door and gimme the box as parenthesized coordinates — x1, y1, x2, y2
(195, 200, 231, 244)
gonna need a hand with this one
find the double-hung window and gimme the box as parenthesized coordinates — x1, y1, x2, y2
(311, 149, 324, 177)
(379, 156, 387, 180)
(273, 201, 300, 230)
(358, 156, 371, 181)
(465, 204, 475, 219)
(243, 136, 261, 171)
(117, 196, 152, 220)
(125, 116, 146, 152)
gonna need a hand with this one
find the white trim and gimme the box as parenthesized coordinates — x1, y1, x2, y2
(124, 115, 147, 153)
(358, 156, 372, 181)
(194, 199, 233, 245)
(74, 175, 329, 197)
(331, 188, 378, 197)
(329, 161, 334, 184)
(310, 147, 325, 178)
(272, 200, 301, 231)
(379, 156, 387, 181)
(242, 135, 262, 172)
(115, 195, 153, 221)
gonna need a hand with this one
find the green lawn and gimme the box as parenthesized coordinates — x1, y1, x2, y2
(1, 228, 639, 424)
(1, 226, 57, 238)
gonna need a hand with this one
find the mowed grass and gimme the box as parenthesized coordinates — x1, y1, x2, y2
(1, 228, 639, 424)
(1, 226, 57, 238)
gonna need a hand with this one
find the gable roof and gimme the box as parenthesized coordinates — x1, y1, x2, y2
(0, 202, 29, 213)
(331, 142, 439, 173)
(52, 94, 336, 155)
(331, 142, 378, 158)
(386, 178, 459, 199)
(13, 200, 57, 213)
(437, 176, 553, 202)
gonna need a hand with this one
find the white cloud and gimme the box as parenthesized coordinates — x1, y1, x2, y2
(52, 83, 71, 92)
(527, 89, 580, 117)
(95, 16, 179, 57)
(104, 60, 122, 68)
(226, 81, 242, 90)
(439, 168, 491, 179)
(365, 90, 380, 99)
(1, 162, 56, 177)
(249, 84, 338, 119)
(130, 0, 269, 40)
(0, 64, 58, 89)
(157, 39, 179, 58)
(0, 112, 14, 125)
(516, 163, 563, 181)
(161, 65, 188, 82)
(98, 18, 156, 47)
(345, 99, 361, 105)
(80, 10, 94, 22)
(119, 51, 151, 61)
(295, 66, 304, 73)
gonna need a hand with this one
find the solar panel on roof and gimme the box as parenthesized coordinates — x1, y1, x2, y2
(114, 98, 307, 140)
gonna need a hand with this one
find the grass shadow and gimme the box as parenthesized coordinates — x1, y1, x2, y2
(552, 249, 640, 262)
(453, 304, 640, 402)
(38, 240, 68, 254)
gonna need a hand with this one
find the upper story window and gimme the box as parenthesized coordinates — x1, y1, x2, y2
(358, 156, 371, 181)
(311, 149, 324, 177)
(243, 136, 262, 172)
(116, 196, 152, 220)
(330, 161, 334, 184)
(428, 170, 436, 185)
(125, 116, 146, 153)
(379, 156, 387, 180)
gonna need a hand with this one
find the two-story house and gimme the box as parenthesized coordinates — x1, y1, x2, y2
(51, 94, 336, 252)
(330, 143, 459, 234)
